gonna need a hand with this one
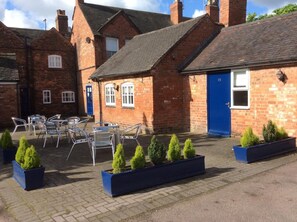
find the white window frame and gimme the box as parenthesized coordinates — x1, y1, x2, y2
(106, 37, 119, 58)
(62, 91, 75, 103)
(121, 82, 134, 108)
(43, 90, 51, 104)
(231, 69, 250, 109)
(105, 84, 116, 106)
(48, 55, 62, 68)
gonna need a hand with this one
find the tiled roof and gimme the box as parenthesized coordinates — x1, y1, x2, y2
(183, 12, 297, 73)
(80, 3, 173, 34)
(91, 15, 207, 80)
(10, 28, 46, 45)
(0, 53, 19, 81)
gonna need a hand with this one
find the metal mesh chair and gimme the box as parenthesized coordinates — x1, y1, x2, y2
(11, 117, 29, 135)
(120, 123, 142, 145)
(43, 121, 62, 148)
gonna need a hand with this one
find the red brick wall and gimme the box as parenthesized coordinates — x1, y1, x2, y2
(153, 17, 221, 132)
(0, 84, 18, 128)
(95, 76, 154, 132)
(220, 0, 247, 27)
(185, 65, 297, 138)
(71, 5, 140, 116)
(232, 65, 297, 138)
(31, 29, 77, 117)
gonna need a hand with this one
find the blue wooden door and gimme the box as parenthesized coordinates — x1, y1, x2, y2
(86, 85, 93, 115)
(207, 72, 231, 136)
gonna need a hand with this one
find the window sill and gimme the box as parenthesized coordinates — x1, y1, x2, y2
(230, 106, 250, 110)
(122, 106, 135, 110)
(106, 105, 116, 108)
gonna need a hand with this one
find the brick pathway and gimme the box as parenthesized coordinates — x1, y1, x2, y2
(0, 129, 296, 222)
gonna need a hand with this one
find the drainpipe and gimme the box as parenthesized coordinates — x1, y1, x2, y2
(97, 79, 103, 123)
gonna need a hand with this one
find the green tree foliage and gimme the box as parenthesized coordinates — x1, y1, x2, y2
(183, 138, 196, 159)
(148, 136, 167, 165)
(247, 4, 297, 22)
(263, 120, 278, 143)
(1, 129, 14, 149)
(130, 145, 146, 170)
(112, 143, 126, 174)
(167, 134, 181, 162)
(21, 145, 41, 170)
(240, 127, 260, 147)
(276, 127, 288, 140)
(15, 136, 30, 164)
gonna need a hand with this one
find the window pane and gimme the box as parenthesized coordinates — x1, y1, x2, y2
(233, 91, 248, 106)
(106, 37, 118, 51)
(234, 72, 247, 87)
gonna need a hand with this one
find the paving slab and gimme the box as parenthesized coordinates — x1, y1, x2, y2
(0, 128, 296, 222)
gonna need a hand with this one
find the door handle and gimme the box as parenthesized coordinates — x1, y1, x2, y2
(225, 102, 230, 108)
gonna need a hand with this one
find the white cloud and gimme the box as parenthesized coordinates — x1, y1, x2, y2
(0, 0, 7, 20)
(3, 9, 39, 28)
(250, 0, 297, 12)
(192, 9, 205, 18)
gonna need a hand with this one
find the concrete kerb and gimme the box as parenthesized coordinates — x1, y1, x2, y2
(0, 128, 296, 222)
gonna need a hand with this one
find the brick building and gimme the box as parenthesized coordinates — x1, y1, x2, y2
(90, 0, 297, 138)
(70, 0, 188, 117)
(0, 10, 77, 128)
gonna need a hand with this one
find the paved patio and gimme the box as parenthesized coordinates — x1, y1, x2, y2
(0, 126, 297, 222)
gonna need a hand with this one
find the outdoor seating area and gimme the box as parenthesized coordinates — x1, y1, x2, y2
(9, 115, 142, 166)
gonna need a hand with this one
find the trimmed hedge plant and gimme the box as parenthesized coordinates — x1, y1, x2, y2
(183, 138, 196, 159)
(240, 127, 260, 148)
(21, 145, 41, 170)
(15, 136, 30, 165)
(167, 134, 181, 162)
(148, 136, 166, 165)
(130, 145, 146, 170)
(1, 129, 14, 150)
(112, 143, 126, 174)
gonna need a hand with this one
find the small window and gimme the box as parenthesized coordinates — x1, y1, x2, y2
(106, 37, 119, 58)
(122, 83, 134, 108)
(48, 55, 62, 68)
(43, 90, 51, 104)
(231, 69, 250, 109)
(105, 84, 116, 106)
(62, 91, 75, 103)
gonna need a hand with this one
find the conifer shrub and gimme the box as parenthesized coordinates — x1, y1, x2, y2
(130, 145, 146, 170)
(21, 145, 41, 170)
(148, 136, 167, 165)
(112, 143, 126, 174)
(263, 120, 278, 143)
(276, 127, 288, 140)
(183, 138, 196, 159)
(15, 136, 30, 165)
(240, 127, 260, 148)
(167, 134, 181, 162)
(1, 129, 14, 150)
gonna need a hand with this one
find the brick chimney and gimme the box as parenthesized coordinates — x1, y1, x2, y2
(220, 0, 247, 27)
(55, 10, 69, 37)
(170, 0, 183, 24)
(205, 0, 219, 23)
(75, 0, 84, 5)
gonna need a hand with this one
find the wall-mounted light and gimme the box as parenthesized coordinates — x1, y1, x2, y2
(276, 69, 287, 83)
(85, 37, 94, 44)
(113, 83, 119, 91)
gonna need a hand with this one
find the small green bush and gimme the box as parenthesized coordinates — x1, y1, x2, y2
(1, 129, 14, 149)
(112, 143, 126, 174)
(263, 120, 278, 143)
(148, 136, 167, 165)
(167, 134, 181, 162)
(130, 145, 146, 170)
(21, 145, 41, 170)
(276, 127, 288, 140)
(240, 127, 260, 148)
(183, 138, 196, 159)
(15, 136, 30, 165)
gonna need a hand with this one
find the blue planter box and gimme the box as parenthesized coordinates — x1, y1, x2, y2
(233, 137, 296, 163)
(2, 147, 17, 164)
(101, 155, 205, 197)
(12, 161, 45, 191)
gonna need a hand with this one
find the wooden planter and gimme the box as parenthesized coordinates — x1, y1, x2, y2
(12, 161, 45, 191)
(101, 155, 205, 197)
(233, 137, 296, 163)
(2, 147, 17, 164)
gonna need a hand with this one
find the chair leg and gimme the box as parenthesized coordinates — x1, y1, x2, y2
(66, 144, 76, 160)
(12, 126, 17, 135)
(56, 135, 60, 148)
(43, 134, 47, 148)
(92, 147, 96, 166)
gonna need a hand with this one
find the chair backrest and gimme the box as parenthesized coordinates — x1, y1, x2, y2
(123, 123, 142, 138)
(48, 114, 61, 121)
(67, 116, 80, 129)
(93, 130, 113, 147)
(11, 117, 26, 126)
(45, 122, 59, 135)
(77, 118, 89, 130)
(68, 128, 89, 144)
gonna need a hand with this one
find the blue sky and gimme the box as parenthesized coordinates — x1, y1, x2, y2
(1, 0, 296, 29)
